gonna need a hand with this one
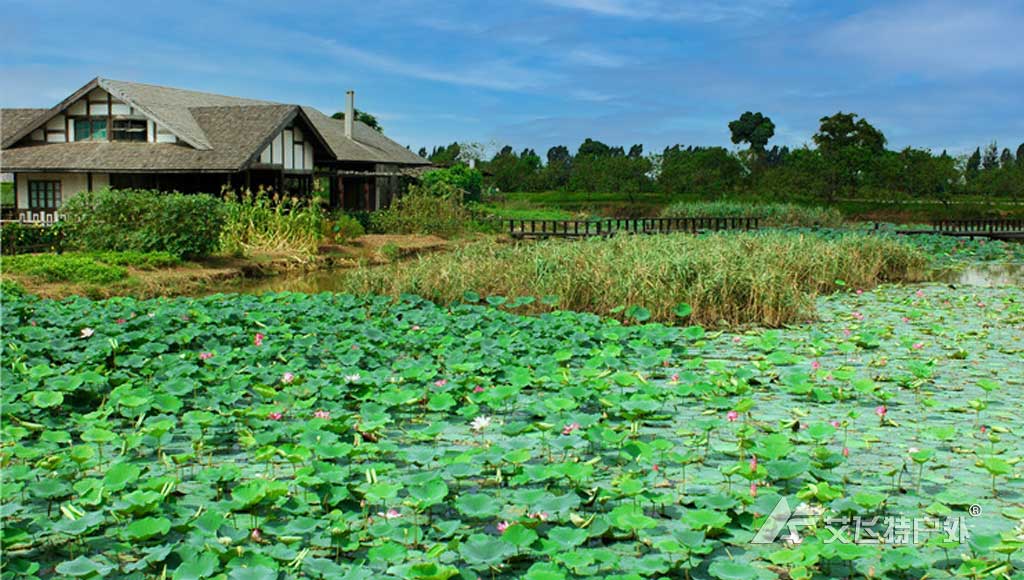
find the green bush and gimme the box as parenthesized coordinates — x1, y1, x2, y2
(220, 189, 325, 256)
(88, 251, 181, 269)
(421, 164, 484, 202)
(661, 200, 844, 227)
(370, 184, 472, 237)
(1, 254, 128, 283)
(0, 222, 65, 255)
(61, 189, 225, 258)
(325, 213, 366, 243)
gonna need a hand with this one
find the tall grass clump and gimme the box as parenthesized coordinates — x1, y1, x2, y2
(341, 231, 927, 326)
(370, 183, 473, 237)
(662, 200, 844, 228)
(220, 189, 325, 256)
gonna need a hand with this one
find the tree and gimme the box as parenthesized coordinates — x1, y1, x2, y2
(965, 147, 982, 180)
(1017, 143, 1024, 168)
(812, 112, 887, 199)
(417, 147, 428, 158)
(981, 142, 999, 171)
(628, 144, 644, 159)
(577, 138, 612, 158)
(1000, 148, 1013, 168)
(813, 112, 886, 153)
(544, 145, 572, 189)
(331, 109, 383, 132)
(728, 112, 775, 154)
(428, 143, 462, 166)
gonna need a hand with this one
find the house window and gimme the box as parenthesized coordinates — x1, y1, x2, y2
(112, 119, 147, 142)
(73, 119, 107, 141)
(28, 181, 61, 210)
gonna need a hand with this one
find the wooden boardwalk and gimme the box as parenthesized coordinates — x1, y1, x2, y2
(891, 219, 1024, 241)
(508, 217, 759, 239)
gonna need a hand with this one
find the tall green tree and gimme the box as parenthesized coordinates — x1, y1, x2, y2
(331, 109, 383, 132)
(577, 138, 612, 158)
(965, 147, 982, 180)
(981, 142, 999, 170)
(1000, 148, 1013, 168)
(728, 112, 775, 154)
(1017, 143, 1024, 168)
(812, 112, 887, 200)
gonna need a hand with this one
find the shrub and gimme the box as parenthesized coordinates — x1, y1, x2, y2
(1, 254, 127, 283)
(341, 231, 927, 326)
(421, 164, 484, 202)
(61, 189, 225, 258)
(661, 201, 844, 228)
(324, 213, 366, 243)
(220, 189, 325, 256)
(88, 251, 181, 269)
(370, 184, 472, 237)
(1, 222, 65, 255)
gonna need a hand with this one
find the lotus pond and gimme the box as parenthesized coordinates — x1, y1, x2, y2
(2, 238, 1023, 579)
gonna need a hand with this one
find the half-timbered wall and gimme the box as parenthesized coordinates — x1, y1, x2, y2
(24, 87, 172, 144)
(258, 124, 313, 172)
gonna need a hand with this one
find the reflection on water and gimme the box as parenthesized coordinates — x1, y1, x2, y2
(214, 261, 1024, 298)
(937, 262, 1024, 287)
(225, 269, 357, 295)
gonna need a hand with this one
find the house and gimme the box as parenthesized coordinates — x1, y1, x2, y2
(0, 77, 430, 223)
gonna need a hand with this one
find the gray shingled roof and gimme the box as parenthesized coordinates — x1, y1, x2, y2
(1, 77, 429, 171)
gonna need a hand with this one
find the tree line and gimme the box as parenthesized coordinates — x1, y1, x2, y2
(417, 112, 1024, 201)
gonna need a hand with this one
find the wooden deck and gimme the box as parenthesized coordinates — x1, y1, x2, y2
(508, 217, 760, 239)
(891, 219, 1024, 241)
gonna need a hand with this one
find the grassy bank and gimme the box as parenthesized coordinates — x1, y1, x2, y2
(341, 231, 928, 326)
(661, 200, 844, 227)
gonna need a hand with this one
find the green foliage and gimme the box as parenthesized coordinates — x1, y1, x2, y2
(661, 201, 843, 227)
(87, 251, 181, 269)
(729, 111, 775, 153)
(61, 189, 225, 258)
(370, 185, 473, 237)
(421, 164, 484, 201)
(324, 213, 366, 243)
(0, 278, 27, 297)
(330, 108, 383, 132)
(220, 189, 325, 256)
(1, 253, 128, 283)
(1, 222, 65, 255)
(658, 146, 743, 196)
(343, 231, 927, 326)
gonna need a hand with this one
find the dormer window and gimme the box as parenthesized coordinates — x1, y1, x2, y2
(112, 119, 147, 142)
(74, 118, 107, 141)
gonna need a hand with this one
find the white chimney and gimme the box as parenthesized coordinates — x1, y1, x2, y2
(344, 90, 355, 138)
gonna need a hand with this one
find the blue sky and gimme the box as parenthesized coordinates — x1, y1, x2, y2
(3, 0, 1022, 158)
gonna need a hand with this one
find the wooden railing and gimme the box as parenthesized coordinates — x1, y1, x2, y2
(508, 217, 760, 239)
(0, 210, 64, 226)
(933, 219, 1024, 233)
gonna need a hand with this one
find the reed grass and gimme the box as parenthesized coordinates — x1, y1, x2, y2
(220, 189, 325, 256)
(341, 231, 928, 326)
(661, 200, 845, 228)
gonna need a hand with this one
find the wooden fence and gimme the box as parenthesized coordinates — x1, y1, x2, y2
(508, 217, 760, 239)
(932, 219, 1024, 233)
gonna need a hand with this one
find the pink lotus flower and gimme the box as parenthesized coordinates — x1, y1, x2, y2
(652, 464, 659, 472)
(851, 311, 864, 321)
(875, 405, 887, 418)
(915, 289, 925, 298)
(811, 360, 821, 371)
(251, 528, 262, 541)
(901, 317, 910, 323)
(377, 509, 402, 520)
(116, 318, 127, 324)
(726, 410, 739, 422)
(749, 454, 757, 472)
(199, 351, 214, 360)
(497, 520, 511, 533)
(254, 332, 264, 347)
(562, 422, 581, 436)
(750, 482, 758, 497)
(268, 411, 283, 420)
(856, 289, 863, 295)
(473, 386, 485, 393)
(412, 325, 421, 330)
(912, 342, 924, 350)
(531, 512, 549, 521)
(732, 336, 742, 344)
(980, 425, 987, 434)
(282, 372, 295, 384)
(314, 410, 330, 419)
(434, 379, 448, 388)
(830, 420, 841, 428)
(842, 447, 850, 457)
(843, 329, 852, 337)
(977, 302, 986, 308)
(670, 373, 680, 382)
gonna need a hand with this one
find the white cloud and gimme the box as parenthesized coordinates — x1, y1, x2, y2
(540, 0, 792, 22)
(566, 47, 627, 68)
(824, 0, 1024, 75)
